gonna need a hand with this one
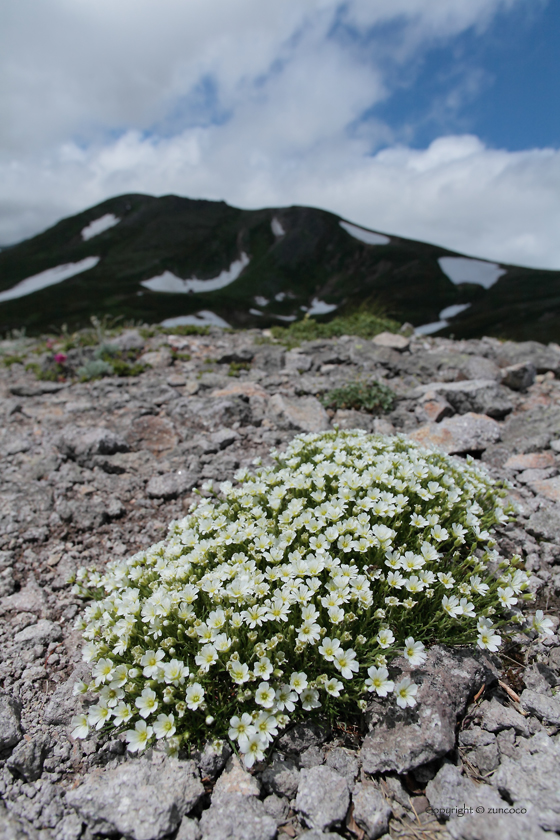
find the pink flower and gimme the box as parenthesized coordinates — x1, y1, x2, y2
(54, 353, 67, 364)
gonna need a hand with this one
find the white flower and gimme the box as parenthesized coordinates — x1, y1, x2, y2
(324, 677, 344, 697)
(289, 672, 308, 694)
(125, 720, 153, 752)
(255, 713, 279, 743)
(376, 628, 395, 649)
(195, 644, 218, 672)
(402, 637, 426, 667)
(469, 575, 489, 595)
(477, 628, 501, 652)
(300, 688, 321, 710)
(394, 677, 418, 708)
(255, 682, 275, 708)
(135, 687, 159, 718)
(318, 637, 342, 662)
(163, 659, 189, 685)
(92, 658, 115, 685)
(113, 702, 134, 724)
(88, 702, 111, 729)
(297, 621, 321, 644)
(229, 661, 251, 685)
(154, 713, 176, 739)
(253, 657, 274, 680)
(185, 683, 205, 710)
(532, 610, 554, 637)
(228, 713, 255, 742)
(334, 648, 359, 679)
(70, 714, 89, 739)
(458, 598, 476, 618)
(497, 587, 517, 608)
(365, 666, 394, 697)
(141, 649, 165, 678)
(275, 684, 298, 712)
(442, 595, 462, 618)
(238, 731, 266, 768)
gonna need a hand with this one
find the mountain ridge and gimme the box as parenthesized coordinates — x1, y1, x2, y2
(0, 192, 557, 342)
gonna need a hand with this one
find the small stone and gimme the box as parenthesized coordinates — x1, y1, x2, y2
(504, 451, 556, 471)
(7, 734, 50, 782)
(527, 506, 560, 542)
(324, 748, 360, 784)
(332, 409, 374, 431)
(209, 428, 239, 450)
(0, 576, 47, 617)
(299, 746, 325, 769)
(478, 698, 531, 736)
(262, 755, 300, 799)
(531, 476, 560, 503)
(351, 783, 391, 839)
(192, 740, 231, 781)
(417, 396, 454, 423)
(146, 472, 195, 499)
(458, 727, 496, 748)
(520, 689, 560, 725)
(199, 793, 276, 840)
(262, 794, 290, 824)
(372, 332, 410, 351)
(176, 817, 201, 840)
(409, 412, 501, 454)
(470, 741, 500, 775)
(211, 381, 268, 399)
(66, 757, 204, 840)
(44, 665, 90, 725)
(0, 694, 22, 750)
(14, 619, 62, 647)
(139, 349, 173, 368)
(212, 755, 260, 801)
(296, 766, 350, 831)
(277, 721, 330, 754)
(501, 361, 537, 391)
(267, 394, 330, 433)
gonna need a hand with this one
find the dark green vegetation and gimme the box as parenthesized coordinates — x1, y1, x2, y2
(322, 380, 395, 414)
(0, 192, 559, 341)
(270, 308, 400, 347)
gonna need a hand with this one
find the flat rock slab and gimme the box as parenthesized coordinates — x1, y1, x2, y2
(409, 412, 501, 454)
(267, 394, 330, 433)
(66, 758, 204, 840)
(360, 646, 491, 775)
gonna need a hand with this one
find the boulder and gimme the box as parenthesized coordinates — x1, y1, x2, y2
(409, 412, 501, 454)
(267, 394, 330, 433)
(66, 758, 204, 840)
(501, 361, 537, 391)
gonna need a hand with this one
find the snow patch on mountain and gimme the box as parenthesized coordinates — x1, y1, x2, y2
(160, 310, 230, 328)
(81, 214, 120, 240)
(0, 257, 100, 303)
(271, 218, 285, 237)
(439, 257, 506, 289)
(340, 221, 390, 246)
(142, 253, 249, 295)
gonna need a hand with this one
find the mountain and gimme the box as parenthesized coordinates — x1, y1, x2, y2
(0, 192, 558, 340)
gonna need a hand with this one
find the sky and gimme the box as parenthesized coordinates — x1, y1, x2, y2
(1, 0, 560, 269)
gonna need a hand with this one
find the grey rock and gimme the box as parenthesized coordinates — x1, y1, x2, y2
(139, 349, 173, 369)
(497, 340, 560, 375)
(524, 663, 557, 695)
(527, 506, 560, 542)
(351, 783, 391, 839)
(56, 426, 129, 465)
(411, 379, 513, 419)
(145, 471, 195, 499)
(360, 646, 491, 774)
(283, 350, 313, 374)
(409, 412, 501, 454)
(520, 688, 560, 724)
(0, 694, 22, 750)
(112, 330, 146, 352)
(295, 766, 350, 831)
(478, 698, 531, 736)
(192, 740, 231, 781)
(469, 741, 500, 775)
(267, 394, 330, 433)
(199, 793, 276, 840)
(299, 832, 345, 840)
(426, 762, 548, 840)
(262, 794, 289, 824)
(262, 755, 300, 799)
(491, 731, 560, 832)
(7, 735, 50, 782)
(501, 361, 537, 391)
(251, 345, 286, 373)
(0, 576, 47, 617)
(176, 817, 201, 840)
(13, 620, 61, 647)
(66, 757, 204, 840)
(43, 665, 90, 725)
(208, 428, 239, 450)
(496, 728, 518, 759)
(277, 721, 330, 754)
(10, 381, 67, 396)
(458, 727, 496, 748)
(324, 748, 360, 784)
(332, 409, 375, 431)
(211, 755, 260, 801)
(299, 745, 325, 769)
(216, 347, 254, 365)
(0, 801, 38, 839)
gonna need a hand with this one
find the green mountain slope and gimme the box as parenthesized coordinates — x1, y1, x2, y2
(0, 193, 558, 341)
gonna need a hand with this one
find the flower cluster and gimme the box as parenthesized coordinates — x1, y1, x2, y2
(72, 430, 549, 765)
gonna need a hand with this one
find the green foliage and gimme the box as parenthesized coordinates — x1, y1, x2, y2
(77, 359, 114, 381)
(73, 429, 542, 764)
(228, 361, 251, 377)
(271, 310, 401, 348)
(2, 355, 24, 367)
(322, 380, 395, 414)
(109, 360, 146, 378)
(170, 350, 192, 362)
(162, 325, 211, 337)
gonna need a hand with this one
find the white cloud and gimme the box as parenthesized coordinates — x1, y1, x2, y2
(1, 0, 558, 270)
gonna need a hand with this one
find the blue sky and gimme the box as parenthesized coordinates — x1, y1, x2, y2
(1, 0, 560, 269)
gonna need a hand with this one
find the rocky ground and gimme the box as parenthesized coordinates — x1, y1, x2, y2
(0, 325, 560, 840)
